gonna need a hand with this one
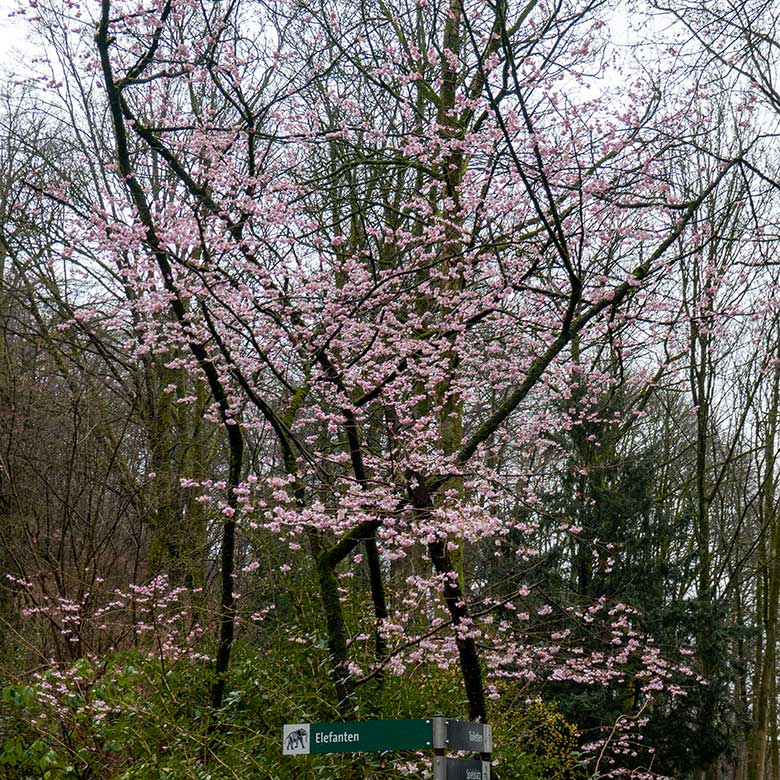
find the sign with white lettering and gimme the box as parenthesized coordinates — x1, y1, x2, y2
(433, 756, 491, 780)
(444, 720, 493, 753)
(282, 719, 433, 755)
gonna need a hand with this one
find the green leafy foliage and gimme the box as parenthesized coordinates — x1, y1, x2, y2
(491, 699, 586, 780)
(0, 640, 475, 780)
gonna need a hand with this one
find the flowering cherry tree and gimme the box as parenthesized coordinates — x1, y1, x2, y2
(6, 0, 752, 775)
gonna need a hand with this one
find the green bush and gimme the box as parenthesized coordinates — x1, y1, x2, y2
(0, 640, 476, 780)
(491, 698, 587, 780)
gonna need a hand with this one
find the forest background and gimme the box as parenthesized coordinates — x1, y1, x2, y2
(1, 1, 779, 779)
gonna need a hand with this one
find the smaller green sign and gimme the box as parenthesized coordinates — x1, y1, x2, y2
(283, 719, 433, 755)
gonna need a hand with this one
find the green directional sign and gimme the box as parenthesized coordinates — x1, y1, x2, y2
(283, 719, 433, 755)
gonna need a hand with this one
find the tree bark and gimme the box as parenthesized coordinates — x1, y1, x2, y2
(748, 351, 780, 780)
(408, 473, 487, 722)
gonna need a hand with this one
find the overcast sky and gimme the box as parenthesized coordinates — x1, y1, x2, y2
(0, 0, 638, 77)
(0, 0, 45, 80)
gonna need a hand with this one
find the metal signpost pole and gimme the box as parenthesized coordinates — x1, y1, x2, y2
(480, 721, 492, 780)
(432, 715, 447, 780)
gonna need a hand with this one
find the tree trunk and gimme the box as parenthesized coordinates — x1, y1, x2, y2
(748, 352, 780, 780)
